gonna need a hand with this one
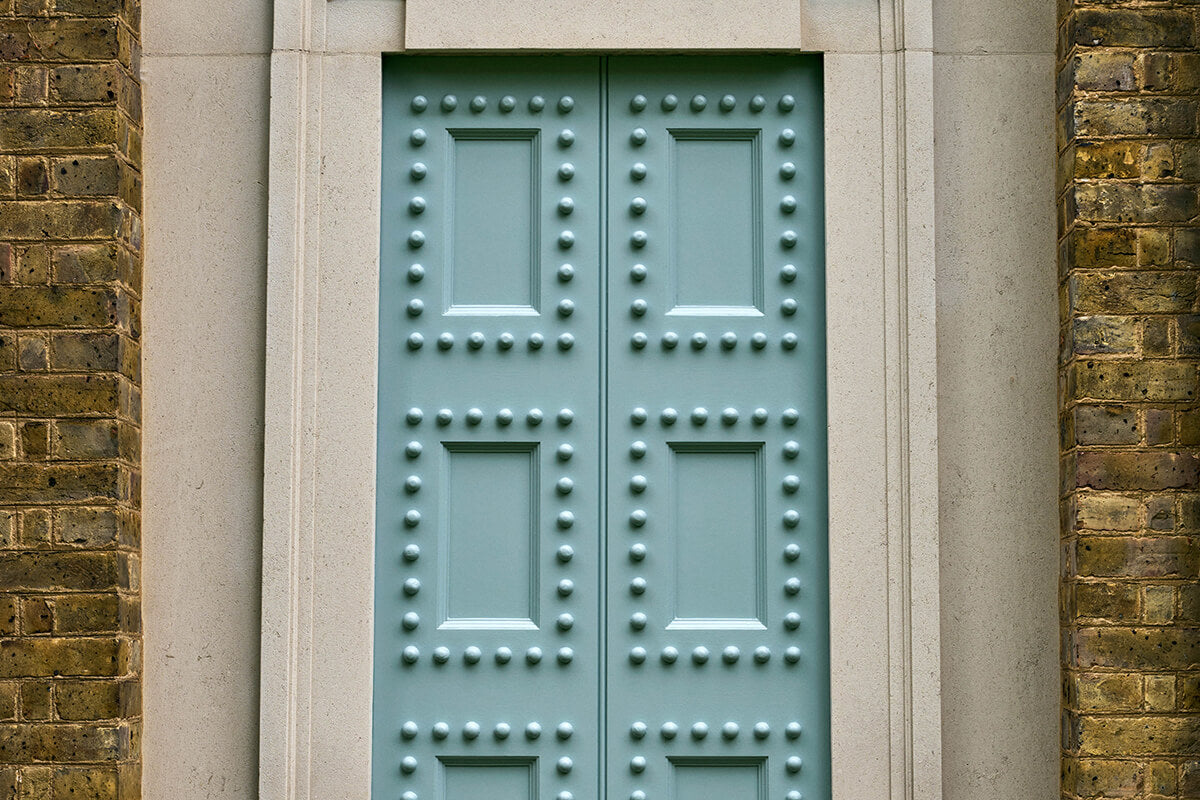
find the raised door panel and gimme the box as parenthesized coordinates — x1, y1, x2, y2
(605, 56, 829, 800)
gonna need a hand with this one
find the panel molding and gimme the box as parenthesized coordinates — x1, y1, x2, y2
(260, 3, 943, 800)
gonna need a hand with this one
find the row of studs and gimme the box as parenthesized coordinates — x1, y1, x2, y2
(407, 331, 576, 351)
(404, 407, 575, 427)
(411, 94, 576, 114)
(399, 643, 576, 667)
(629, 331, 802, 351)
(632, 720, 801, 740)
(628, 644, 802, 665)
(630, 406, 801, 426)
(629, 93, 799, 113)
(401, 720, 574, 741)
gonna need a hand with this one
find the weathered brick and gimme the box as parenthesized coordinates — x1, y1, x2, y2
(49, 594, 120, 634)
(0, 19, 119, 62)
(0, 375, 119, 416)
(0, 463, 121, 504)
(1073, 315, 1139, 354)
(1078, 714, 1200, 757)
(1078, 452, 1200, 490)
(1073, 141, 1140, 180)
(1072, 9, 1196, 49)
(49, 157, 120, 198)
(53, 508, 118, 548)
(50, 244, 119, 284)
(48, 63, 119, 105)
(1072, 271, 1198, 315)
(0, 201, 122, 242)
(1074, 51, 1138, 91)
(1070, 229, 1138, 269)
(1073, 360, 1197, 402)
(49, 332, 119, 371)
(1074, 184, 1199, 224)
(0, 639, 121, 678)
(1072, 757, 1141, 796)
(52, 421, 118, 460)
(1075, 99, 1198, 138)
(1074, 627, 1200, 670)
(0, 723, 128, 763)
(1076, 536, 1200, 578)
(1076, 405, 1140, 446)
(1076, 580, 1139, 619)
(0, 553, 121, 592)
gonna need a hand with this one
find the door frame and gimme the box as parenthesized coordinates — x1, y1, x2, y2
(259, 2, 944, 799)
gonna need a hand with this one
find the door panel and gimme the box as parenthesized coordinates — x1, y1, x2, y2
(377, 55, 827, 800)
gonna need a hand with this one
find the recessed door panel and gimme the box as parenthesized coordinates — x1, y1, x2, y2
(378, 55, 827, 800)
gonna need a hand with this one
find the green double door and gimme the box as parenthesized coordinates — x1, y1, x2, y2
(376, 55, 828, 800)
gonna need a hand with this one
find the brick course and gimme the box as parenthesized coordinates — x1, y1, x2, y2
(0, 0, 140, 795)
(1060, 0, 1200, 797)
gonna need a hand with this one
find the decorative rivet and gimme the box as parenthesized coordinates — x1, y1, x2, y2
(630, 510, 647, 527)
(464, 720, 481, 740)
(405, 476, 422, 493)
(783, 408, 800, 425)
(558, 579, 575, 596)
(691, 332, 707, 350)
(402, 610, 420, 629)
(557, 544, 574, 562)
(631, 232, 647, 253)
(722, 722, 740, 739)
(405, 440, 422, 458)
(499, 95, 516, 112)
(720, 332, 737, 350)
(781, 230, 798, 249)
(495, 722, 511, 739)
(432, 721, 450, 739)
(432, 646, 449, 663)
(631, 721, 648, 739)
(750, 332, 768, 350)
(559, 163, 575, 181)
(404, 577, 421, 594)
(630, 543, 647, 561)
(631, 407, 648, 425)
(470, 95, 487, 113)
(785, 577, 802, 595)
(437, 332, 454, 350)
(783, 510, 800, 527)
(558, 722, 574, 740)
(661, 647, 679, 665)
(662, 94, 678, 111)
(782, 333, 799, 350)
(661, 408, 677, 425)
(557, 443, 574, 460)
(630, 299, 648, 317)
(409, 197, 426, 216)
(786, 647, 802, 665)
(692, 646, 710, 664)
(784, 543, 801, 561)
(441, 94, 457, 111)
(780, 162, 797, 179)
(783, 440, 800, 458)
(527, 407, 544, 426)
(557, 647, 574, 664)
(781, 263, 798, 282)
(558, 129, 575, 146)
(783, 475, 800, 493)
(631, 163, 647, 180)
(411, 95, 428, 112)
(557, 757, 573, 775)
(466, 408, 483, 425)
(750, 94, 766, 111)
(630, 197, 647, 215)
(630, 264, 647, 281)
(408, 230, 426, 248)
(558, 197, 575, 216)
(408, 263, 425, 282)
(779, 128, 796, 146)
(630, 756, 647, 774)
(529, 95, 545, 112)
(496, 647, 513, 664)
(692, 722, 709, 739)
(722, 646, 740, 664)
(631, 127, 648, 145)
(630, 577, 647, 594)
(691, 407, 708, 425)
(436, 409, 452, 426)
(498, 332, 515, 350)
(557, 264, 575, 282)
(556, 477, 573, 495)
(781, 195, 797, 214)
(690, 94, 707, 111)
(558, 299, 575, 317)
(529, 333, 545, 349)
(780, 94, 796, 111)
(630, 441, 647, 458)
(784, 612, 802, 630)
(407, 299, 424, 317)
(630, 475, 648, 493)
(630, 611, 647, 630)
(787, 792, 803, 800)
(558, 333, 575, 350)
(557, 612, 574, 631)
(630, 94, 648, 112)
(661, 721, 679, 738)
(754, 646, 771, 664)
(464, 645, 483, 665)
(719, 94, 736, 111)
(787, 756, 803, 773)
(527, 646, 544, 664)
(752, 407, 768, 424)
(401, 756, 418, 774)
(652, 332, 674, 350)
(559, 231, 576, 249)
(402, 645, 419, 664)
(559, 793, 574, 800)
(557, 408, 574, 426)
(754, 722, 771, 739)
(526, 721, 542, 739)
(630, 647, 647, 664)
(557, 511, 575, 529)
(408, 333, 424, 350)
(402, 720, 419, 739)
(721, 407, 738, 425)
(558, 95, 575, 113)
(468, 332, 485, 349)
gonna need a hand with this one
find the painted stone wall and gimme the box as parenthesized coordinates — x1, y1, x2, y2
(1058, 1, 1200, 797)
(0, 0, 142, 796)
